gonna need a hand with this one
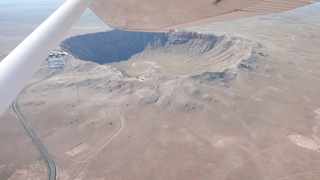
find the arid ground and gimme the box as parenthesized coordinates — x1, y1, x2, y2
(1, 1, 320, 180)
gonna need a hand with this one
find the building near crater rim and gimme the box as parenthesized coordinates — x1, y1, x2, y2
(48, 58, 65, 69)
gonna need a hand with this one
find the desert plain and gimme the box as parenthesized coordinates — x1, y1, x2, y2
(0, 1, 320, 180)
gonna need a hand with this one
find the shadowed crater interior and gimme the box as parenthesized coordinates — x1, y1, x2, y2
(61, 29, 252, 76)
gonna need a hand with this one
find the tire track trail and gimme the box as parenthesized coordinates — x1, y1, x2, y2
(72, 73, 157, 179)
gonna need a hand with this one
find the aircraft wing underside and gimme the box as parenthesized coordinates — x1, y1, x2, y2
(89, 0, 318, 32)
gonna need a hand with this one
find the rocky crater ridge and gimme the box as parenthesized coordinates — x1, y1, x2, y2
(60, 30, 252, 76)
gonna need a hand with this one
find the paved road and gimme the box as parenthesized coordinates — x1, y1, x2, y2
(12, 58, 67, 180)
(12, 99, 56, 180)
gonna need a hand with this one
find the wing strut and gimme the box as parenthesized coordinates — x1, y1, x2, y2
(0, 0, 92, 116)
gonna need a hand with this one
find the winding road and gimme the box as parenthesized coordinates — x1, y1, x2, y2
(12, 60, 158, 179)
(12, 99, 56, 180)
(12, 58, 67, 180)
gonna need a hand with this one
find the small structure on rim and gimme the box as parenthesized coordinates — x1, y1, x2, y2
(48, 58, 65, 69)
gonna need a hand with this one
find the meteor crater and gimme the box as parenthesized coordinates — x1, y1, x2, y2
(61, 29, 252, 76)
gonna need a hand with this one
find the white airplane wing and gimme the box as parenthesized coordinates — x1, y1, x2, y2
(89, 0, 318, 32)
(0, 0, 319, 116)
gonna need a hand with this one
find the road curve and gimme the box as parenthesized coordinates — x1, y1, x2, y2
(12, 99, 56, 180)
(11, 58, 67, 180)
